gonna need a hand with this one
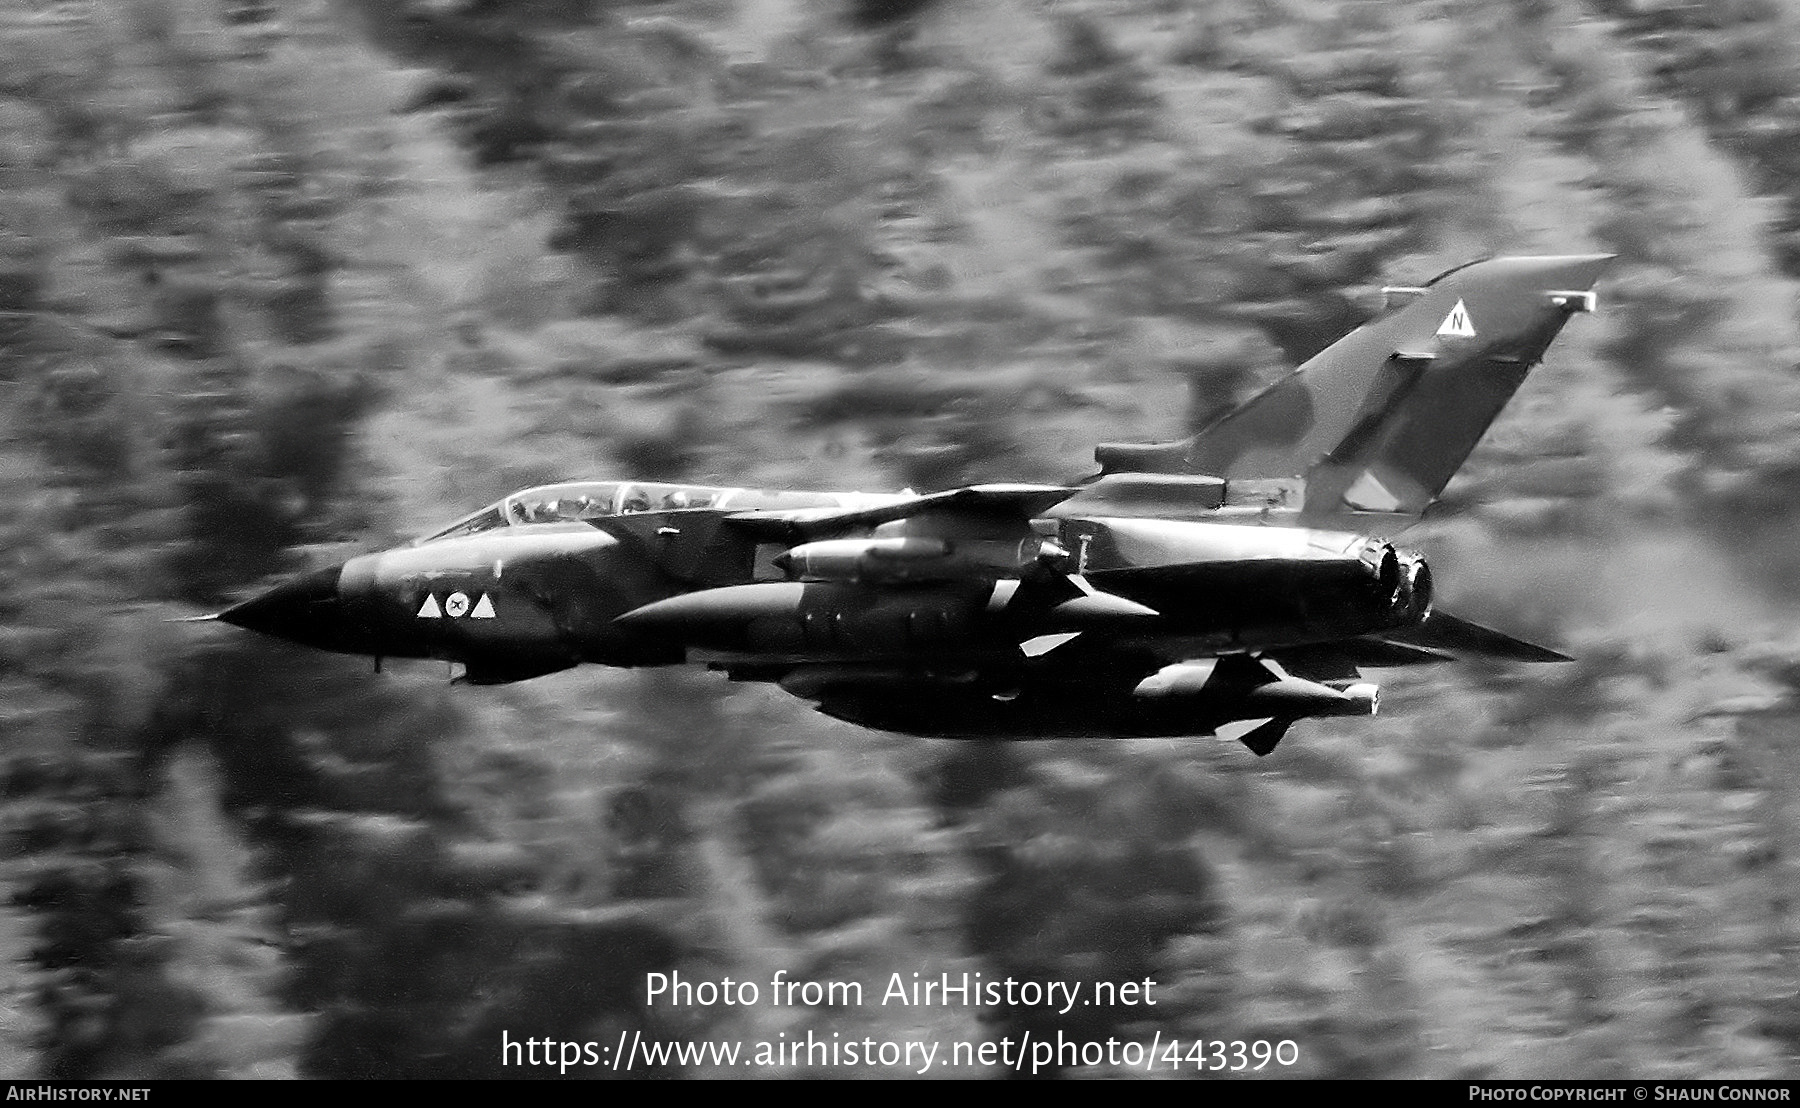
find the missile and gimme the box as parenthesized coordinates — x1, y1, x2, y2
(613, 583, 811, 632)
(1042, 590, 1160, 629)
(984, 576, 1160, 631)
(612, 581, 993, 656)
(1217, 682, 1379, 757)
(1134, 663, 1378, 718)
(772, 537, 955, 582)
(1248, 679, 1378, 717)
(771, 536, 1059, 583)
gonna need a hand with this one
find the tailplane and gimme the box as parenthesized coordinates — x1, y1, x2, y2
(1383, 610, 1571, 663)
(1084, 255, 1613, 525)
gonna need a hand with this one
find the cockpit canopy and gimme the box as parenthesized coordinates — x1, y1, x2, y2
(415, 481, 858, 544)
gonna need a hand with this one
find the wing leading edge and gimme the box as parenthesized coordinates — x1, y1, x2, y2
(723, 484, 1079, 542)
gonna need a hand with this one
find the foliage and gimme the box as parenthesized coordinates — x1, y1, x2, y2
(1, 0, 1800, 1080)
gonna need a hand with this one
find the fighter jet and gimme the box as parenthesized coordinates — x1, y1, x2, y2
(206, 255, 1611, 755)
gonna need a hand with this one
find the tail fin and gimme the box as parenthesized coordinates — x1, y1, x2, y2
(1089, 255, 1613, 524)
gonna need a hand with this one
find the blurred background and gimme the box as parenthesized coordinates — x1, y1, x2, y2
(4, 0, 1800, 1079)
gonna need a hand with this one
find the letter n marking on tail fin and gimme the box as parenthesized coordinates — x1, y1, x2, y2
(1437, 299, 1476, 338)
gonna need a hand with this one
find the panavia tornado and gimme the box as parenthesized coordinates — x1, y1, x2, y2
(206, 255, 1611, 755)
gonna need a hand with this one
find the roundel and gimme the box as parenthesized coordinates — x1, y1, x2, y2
(444, 592, 471, 618)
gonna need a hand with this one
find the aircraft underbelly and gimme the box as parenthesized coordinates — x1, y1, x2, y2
(812, 686, 1273, 741)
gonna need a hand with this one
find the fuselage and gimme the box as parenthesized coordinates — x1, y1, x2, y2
(219, 476, 1429, 691)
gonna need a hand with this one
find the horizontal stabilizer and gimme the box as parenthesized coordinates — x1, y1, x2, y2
(1384, 611, 1571, 663)
(1271, 638, 1452, 678)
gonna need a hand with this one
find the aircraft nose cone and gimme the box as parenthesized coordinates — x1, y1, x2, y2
(219, 564, 350, 650)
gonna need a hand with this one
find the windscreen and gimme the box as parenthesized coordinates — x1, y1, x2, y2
(416, 503, 510, 544)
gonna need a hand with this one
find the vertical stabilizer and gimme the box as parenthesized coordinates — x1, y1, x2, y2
(1085, 255, 1613, 524)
